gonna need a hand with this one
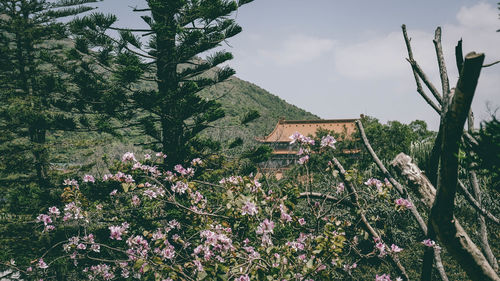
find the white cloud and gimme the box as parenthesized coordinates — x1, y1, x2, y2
(456, 2, 498, 28)
(257, 34, 335, 65)
(333, 30, 436, 80)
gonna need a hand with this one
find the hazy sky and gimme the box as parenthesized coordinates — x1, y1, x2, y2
(92, 0, 500, 129)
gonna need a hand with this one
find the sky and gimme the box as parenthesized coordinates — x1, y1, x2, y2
(92, 0, 500, 130)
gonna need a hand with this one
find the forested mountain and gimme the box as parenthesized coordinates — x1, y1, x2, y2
(200, 76, 319, 146)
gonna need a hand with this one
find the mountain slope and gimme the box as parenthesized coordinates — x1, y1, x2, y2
(200, 76, 319, 146)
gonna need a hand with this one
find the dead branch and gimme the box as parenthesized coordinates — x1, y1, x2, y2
(407, 59, 443, 105)
(455, 39, 464, 73)
(433, 27, 451, 106)
(467, 113, 498, 270)
(469, 170, 499, 270)
(483, 60, 500, 68)
(402, 24, 441, 113)
(457, 180, 500, 225)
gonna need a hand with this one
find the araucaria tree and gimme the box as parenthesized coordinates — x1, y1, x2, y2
(72, 0, 254, 168)
(0, 0, 98, 195)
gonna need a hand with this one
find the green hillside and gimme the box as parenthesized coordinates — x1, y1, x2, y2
(200, 76, 319, 146)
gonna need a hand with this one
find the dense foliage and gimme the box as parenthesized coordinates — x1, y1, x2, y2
(1, 1, 499, 280)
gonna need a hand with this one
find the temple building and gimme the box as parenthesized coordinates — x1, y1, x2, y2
(257, 117, 360, 170)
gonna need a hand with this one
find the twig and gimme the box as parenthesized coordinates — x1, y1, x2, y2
(483, 60, 500, 67)
(407, 59, 443, 105)
(457, 180, 500, 225)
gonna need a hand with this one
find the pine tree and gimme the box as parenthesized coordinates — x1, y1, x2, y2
(0, 0, 100, 209)
(71, 0, 255, 168)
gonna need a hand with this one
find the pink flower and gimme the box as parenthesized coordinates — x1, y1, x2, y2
(375, 242, 386, 257)
(236, 274, 250, 281)
(395, 198, 412, 210)
(375, 274, 392, 281)
(256, 219, 275, 234)
(122, 152, 136, 162)
(320, 135, 337, 148)
(109, 223, 129, 240)
(298, 155, 309, 165)
(279, 204, 292, 223)
(391, 244, 403, 253)
(336, 183, 345, 194)
(298, 218, 306, 226)
(171, 181, 188, 194)
(83, 174, 95, 183)
(63, 179, 78, 187)
(289, 132, 303, 144)
(155, 152, 167, 158)
(131, 195, 141, 206)
(110, 189, 118, 196)
(144, 154, 151, 160)
(241, 201, 258, 216)
(37, 258, 48, 269)
(37, 214, 52, 225)
(48, 206, 60, 217)
(422, 239, 436, 247)
(191, 158, 203, 166)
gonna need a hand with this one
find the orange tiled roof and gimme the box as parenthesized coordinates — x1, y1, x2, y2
(257, 118, 358, 143)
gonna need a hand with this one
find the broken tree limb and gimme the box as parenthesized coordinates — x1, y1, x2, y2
(469, 170, 499, 270)
(356, 119, 449, 280)
(429, 52, 499, 281)
(390, 153, 499, 225)
(457, 180, 500, 225)
(407, 59, 443, 105)
(391, 153, 499, 280)
(455, 39, 464, 74)
(331, 157, 410, 281)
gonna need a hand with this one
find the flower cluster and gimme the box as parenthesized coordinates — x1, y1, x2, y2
(241, 200, 258, 216)
(394, 198, 412, 210)
(193, 224, 234, 266)
(102, 171, 135, 183)
(320, 134, 337, 148)
(109, 222, 129, 240)
(422, 239, 436, 247)
(289, 131, 315, 145)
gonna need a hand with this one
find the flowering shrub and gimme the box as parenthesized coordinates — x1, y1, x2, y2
(3, 133, 442, 280)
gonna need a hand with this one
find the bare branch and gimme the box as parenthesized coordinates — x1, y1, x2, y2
(483, 60, 500, 67)
(457, 180, 500, 225)
(402, 25, 441, 113)
(407, 59, 443, 105)
(433, 27, 451, 106)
